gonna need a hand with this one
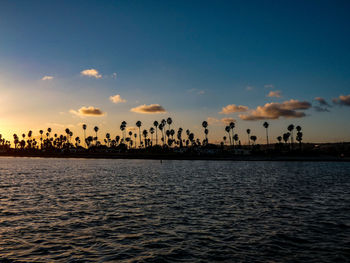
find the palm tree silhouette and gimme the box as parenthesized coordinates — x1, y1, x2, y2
(263, 122, 269, 148)
(82, 124, 87, 148)
(229, 122, 235, 147)
(225, 126, 231, 145)
(250, 135, 257, 145)
(142, 129, 148, 147)
(246, 129, 251, 146)
(287, 124, 295, 149)
(94, 126, 99, 145)
(296, 125, 303, 150)
(149, 127, 155, 146)
(136, 120, 142, 148)
(153, 121, 159, 145)
(39, 130, 43, 149)
(223, 136, 227, 145)
(202, 121, 208, 144)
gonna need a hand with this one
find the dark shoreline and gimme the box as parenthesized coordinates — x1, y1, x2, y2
(0, 152, 349, 162)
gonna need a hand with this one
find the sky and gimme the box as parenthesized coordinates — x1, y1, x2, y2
(0, 0, 350, 144)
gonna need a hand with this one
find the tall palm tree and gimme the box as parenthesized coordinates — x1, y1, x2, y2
(202, 121, 208, 144)
(263, 121, 269, 148)
(149, 127, 155, 146)
(142, 129, 148, 147)
(277, 136, 282, 143)
(287, 124, 295, 149)
(225, 126, 232, 145)
(246, 129, 251, 146)
(82, 124, 87, 147)
(223, 136, 227, 145)
(229, 122, 235, 147)
(296, 125, 302, 150)
(94, 126, 99, 145)
(136, 120, 142, 148)
(153, 121, 159, 145)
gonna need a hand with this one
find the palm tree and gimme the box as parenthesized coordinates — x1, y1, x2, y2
(225, 126, 232, 145)
(223, 136, 227, 145)
(94, 126, 99, 145)
(136, 120, 142, 148)
(250, 135, 257, 145)
(245, 129, 251, 146)
(82, 124, 87, 147)
(65, 128, 70, 144)
(263, 121, 269, 148)
(283, 132, 290, 144)
(202, 121, 208, 144)
(229, 122, 235, 147)
(233, 134, 239, 146)
(287, 124, 294, 149)
(149, 127, 155, 146)
(47, 127, 52, 139)
(277, 136, 282, 143)
(39, 130, 43, 149)
(296, 125, 302, 150)
(153, 121, 159, 145)
(142, 129, 148, 147)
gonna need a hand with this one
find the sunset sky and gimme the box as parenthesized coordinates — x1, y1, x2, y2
(1, 0, 350, 144)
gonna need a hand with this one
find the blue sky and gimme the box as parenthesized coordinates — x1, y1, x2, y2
(0, 0, 350, 143)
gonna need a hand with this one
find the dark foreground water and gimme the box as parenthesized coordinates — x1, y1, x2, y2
(0, 158, 349, 262)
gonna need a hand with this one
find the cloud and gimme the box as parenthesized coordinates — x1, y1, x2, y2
(267, 90, 282, 98)
(314, 97, 330, 106)
(239, 99, 311, 121)
(188, 88, 205, 95)
(246, 86, 254, 91)
(314, 97, 331, 112)
(130, 104, 166, 114)
(80, 69, 102, 79)
(220, 104, 249, 114)
(42, 76, 53, 80)
(264, 84, 274, 89)
(70, 106, 105, 117)
(221, 118, 236, 125)
(314, 106, 330, 112)
(112, 72, 117, 79)
(110, 94, 126, 104)
(332, 94, 350, 106)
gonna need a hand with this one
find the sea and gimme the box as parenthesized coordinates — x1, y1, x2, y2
(0, 157, 349, 262)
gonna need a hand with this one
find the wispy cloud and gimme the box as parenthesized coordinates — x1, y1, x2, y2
(314, 97, 331, 112)
(70, 106, 106, 117)
(187, 88, 205, 95)
(220, 104, 249, 114)
(80, 69, 102, 79)
(332, 94, 350, 106)
(315, 97, 330, 106)
(267, 90, 282, 98)
(112, 72, 117, 79)
(130, 104, 166, 114)
(246, 86, 254, 91)
(264, 84, 274, 89)
(239, 99, 311, 121)
(110, 94, 126, 104)
(42, 76, 53, 80)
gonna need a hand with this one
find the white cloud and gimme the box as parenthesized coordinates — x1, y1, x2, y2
(42, 76, 53, 80)
(220, 104, 249, 114)
(110, 94, 126, 104)
(130, 104, 166, 114)
(267, 90, 282, 98)
(70, 106, 106, 117)
(80, 69, 102, 79)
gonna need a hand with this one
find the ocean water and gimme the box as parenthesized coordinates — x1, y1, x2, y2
(0, 157, 349, 262)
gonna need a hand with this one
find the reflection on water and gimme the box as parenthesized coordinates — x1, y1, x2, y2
(0, 157, 349, 262)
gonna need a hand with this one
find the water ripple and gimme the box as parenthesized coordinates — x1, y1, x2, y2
(0, 158, 349, 262)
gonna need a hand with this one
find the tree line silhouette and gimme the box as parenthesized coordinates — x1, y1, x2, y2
(0, 118, 303, 154)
